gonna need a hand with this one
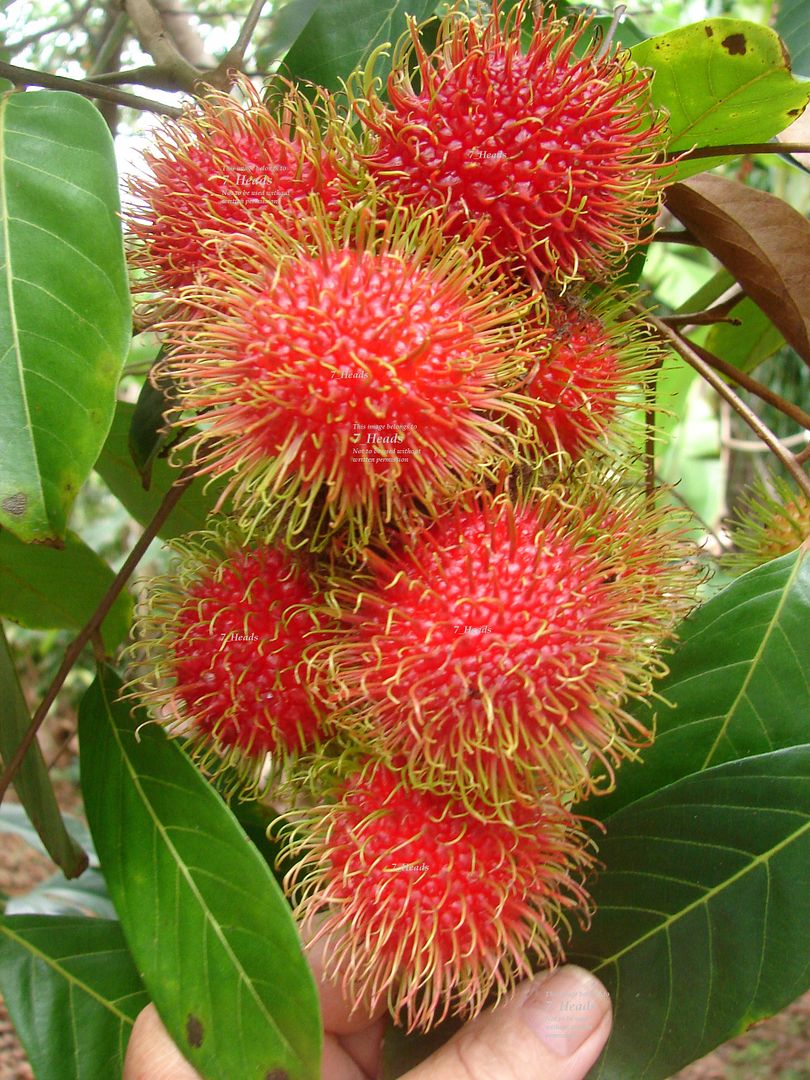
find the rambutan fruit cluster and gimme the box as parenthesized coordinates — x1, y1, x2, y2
(124, 1, 699, 1033)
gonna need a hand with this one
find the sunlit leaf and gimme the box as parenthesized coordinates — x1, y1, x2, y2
(632, 20, 810, 180)
(79, 667, 322, 1080)
(0, 90, 130, 541)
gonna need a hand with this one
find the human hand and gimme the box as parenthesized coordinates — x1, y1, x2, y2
(123, 944, 611, 1080)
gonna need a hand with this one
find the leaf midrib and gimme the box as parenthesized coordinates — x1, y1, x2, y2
(592, 791, 810, 973)
(98, 675, 300, 1067)
(700, 549, 803, 768)
(0, 921, 135, 1025)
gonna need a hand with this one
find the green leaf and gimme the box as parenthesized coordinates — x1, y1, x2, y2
(631, 20, 810, 180)
(703, 295, 784, 374)
(0, 527, 132, 651)
(580, 544, 810, 822)
(775, 0, 810, 79)
(0, 915, 148, 1080)
(0, 90, 131, 542)
(0, 622, 87, 878)
(569, 746, 810, 1079)
(79, 667, 322, 1080)
(281, 0, 436, 90)
(127, 351, 174, 486)
(256, 0, 321, 69)
(95, 400, 227, 540)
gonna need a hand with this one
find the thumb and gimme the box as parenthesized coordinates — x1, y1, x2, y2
(403, 966, 612, 1080)
(123, 1004, 202, 1080)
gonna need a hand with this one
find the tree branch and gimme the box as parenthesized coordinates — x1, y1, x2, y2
(644, 311, 810, 500)
(218, 0, 270, 69)
(123, 0, 203, 92)
(0, 60, 183, 115)
(662, 286, 745, 328)
(669, 141, 810, 162)
(685, 339, 810, 433)
(0, 469, 195, 806)
(6, 0, 94, 52)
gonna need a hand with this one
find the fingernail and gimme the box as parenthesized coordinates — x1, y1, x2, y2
(522, 966, 611, 1057)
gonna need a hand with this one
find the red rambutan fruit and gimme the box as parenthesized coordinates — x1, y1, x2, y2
(283, 757, 595, 1031)
(353, 2, 668, 282)
(725, 473, 810, 575)
(160, 206, 540, 552)
(126, 74, 347, 293)
(516, 290, 657, 458)
(317, 465, 697, 810)
(127, 527, 328, 791)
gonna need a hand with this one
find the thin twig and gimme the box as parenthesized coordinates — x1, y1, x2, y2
(0, 469, 195, 806)
(595, 5, 627, 60)
(6, 0, 94, 51)
(670, 142, 810, 162)
(722, 432, 809, 452)
(662, 286, 745, 328)
(651, 229, 701, 245)
(687, 339, 810, 433)
(645, 311, 810, 500)
(0, 60, 183, 116)
(216, 0, 270, 73)
(796, 444, 810, 466)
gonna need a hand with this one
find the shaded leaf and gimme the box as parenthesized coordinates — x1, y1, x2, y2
(703, 295, 785, 374)
(0, 915, 147, 1080)
(0, 801, 97, 864)
(775, 0, 810, 79)
(255, 0, 321, 69)
(0, 623, 87, 878)
(0, 90, 130, 542)
(79, 667, 322, 1080)
(281, 0, 436, 90)
(0, 527, 132, 651)
(95, 401, 226, 540)
(127, 349, 175, 486)
(666, 175, 810, 365)
(631, 20, 810, 180)
(579, 545, 810, 822)
(5, 869, 115, 919)
(569, 747, 810, 1079)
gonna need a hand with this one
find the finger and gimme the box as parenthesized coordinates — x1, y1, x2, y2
(322, 1033, 368, 1080)
(402, 966, 612, 1080)
(337, 1015, 387, 1077)
(306, 928, 388, 1035)
(123, 1004, 202, 1080)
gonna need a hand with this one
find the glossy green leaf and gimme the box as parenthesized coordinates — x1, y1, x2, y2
(79, 667, 321, 1080)
(0, 527, 132, 651)
(703, 296, 784, 374)
(95, 401, 227, 540)
(632, 20, 810, 180)
(0, 90, 131, 542)
(580, 544, 810, 822)
(281, 0, 436, 90)
(256, 0, 321, 69)
(0, 622, 87, 878)
(0, 915, 148, 1080)
(569, 746, 810, 1079)
(127, 351, 173, 486)
(776, 0, 810, 78)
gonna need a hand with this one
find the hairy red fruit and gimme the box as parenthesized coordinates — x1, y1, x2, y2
(517, 292, 656, 458)
(128, 530, 327, 790)
(161, 209, 538, 552)
(126, 75, 345, 293)
(319, 469, 697, 809)
(355, 2, 667, 281)
(726, 474, 810, 575)
(284, 758, 595, 1031)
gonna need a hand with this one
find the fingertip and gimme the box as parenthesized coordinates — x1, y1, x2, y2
(123, 1004, 202, 1080)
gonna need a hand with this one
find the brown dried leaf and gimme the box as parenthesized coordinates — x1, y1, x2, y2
(665, 175, 810, 364)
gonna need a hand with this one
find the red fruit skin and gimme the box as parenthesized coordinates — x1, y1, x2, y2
(356, 2, 667, 281)
(320, 478, 696, 809)
(126, 77, 345, 292)
(517, 295, 652, 458)
(161, 214, 538, 551)
(130, 536, 328, 784)
(285, 759, 594, 1031)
